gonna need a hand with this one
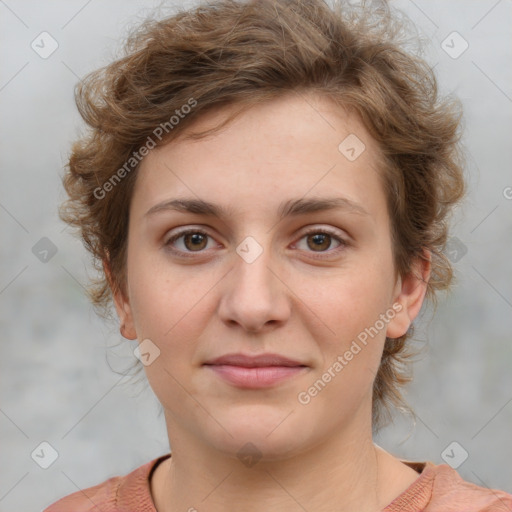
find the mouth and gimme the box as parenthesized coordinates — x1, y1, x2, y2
(203, 353, 309, 388)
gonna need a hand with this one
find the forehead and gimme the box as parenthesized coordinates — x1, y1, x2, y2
(132, 91, 387, 222)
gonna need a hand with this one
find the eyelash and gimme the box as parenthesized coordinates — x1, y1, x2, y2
(164, 227, 349, 260)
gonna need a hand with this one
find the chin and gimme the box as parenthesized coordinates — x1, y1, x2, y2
(204, 409, 315, 462)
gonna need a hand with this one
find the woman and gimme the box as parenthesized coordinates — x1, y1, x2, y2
(45, 0, 512, 510)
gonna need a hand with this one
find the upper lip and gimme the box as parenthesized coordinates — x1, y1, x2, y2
(203, 353, 307, 368)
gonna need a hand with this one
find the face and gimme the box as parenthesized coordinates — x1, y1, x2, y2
(113, 92, 429, 460)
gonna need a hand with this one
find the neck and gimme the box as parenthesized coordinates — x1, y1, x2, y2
(152, 414, 400, 512)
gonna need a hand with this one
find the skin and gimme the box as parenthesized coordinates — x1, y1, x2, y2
(111, 91, 431, 512)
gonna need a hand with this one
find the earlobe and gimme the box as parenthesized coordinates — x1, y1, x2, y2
(114, 294, 137, 340)
(103, 258, 138, 340)
(386, 250, 431, 339)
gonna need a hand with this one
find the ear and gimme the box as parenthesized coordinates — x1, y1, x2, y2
(386, 250, 431, 339)
(103, 257, 137, 340)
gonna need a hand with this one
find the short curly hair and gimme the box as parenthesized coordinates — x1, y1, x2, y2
(60, 0, 466, 431)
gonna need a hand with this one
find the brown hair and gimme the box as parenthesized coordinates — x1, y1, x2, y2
(60, 0, 466, 431)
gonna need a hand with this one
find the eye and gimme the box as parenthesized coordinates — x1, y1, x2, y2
(164, 228, 217, 255)
(163, 226, 348, 259)
(294, 227, 348, 257)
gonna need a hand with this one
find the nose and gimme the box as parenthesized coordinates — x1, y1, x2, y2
(217, 240, 291, 333)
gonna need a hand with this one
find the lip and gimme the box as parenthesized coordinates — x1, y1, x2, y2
(203, 353, 309, 388)
(204, 353, 306, 367)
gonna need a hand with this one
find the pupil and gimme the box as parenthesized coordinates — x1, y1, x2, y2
(186, 233, 206, 250)
(309, 233, 330, 251)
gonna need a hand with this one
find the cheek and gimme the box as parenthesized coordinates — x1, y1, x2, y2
(126, 259, 216, 403)
(130, 267, 213, 341)
(126, 239, 199, 333)
(309, 260, 394, 338)
(301, 271, 392, 412)
(300, 253, 395, 386)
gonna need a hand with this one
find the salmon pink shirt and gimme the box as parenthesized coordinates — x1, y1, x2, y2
(43, 453, 512, 511)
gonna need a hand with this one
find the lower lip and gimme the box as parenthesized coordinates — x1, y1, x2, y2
(205, 365, 307, 388)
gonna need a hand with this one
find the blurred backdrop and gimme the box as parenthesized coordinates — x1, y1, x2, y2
(1, 1, 511, 510)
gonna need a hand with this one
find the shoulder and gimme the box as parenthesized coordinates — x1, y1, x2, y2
(384, 460, 512, 512)
(42, 454, 171, 512)
(42, 473, 122, 512)
(426, 462, 512, 512)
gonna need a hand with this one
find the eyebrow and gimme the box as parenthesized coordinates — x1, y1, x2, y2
(145, 196, 369, 220)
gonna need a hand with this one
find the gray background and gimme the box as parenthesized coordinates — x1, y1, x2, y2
(1, 1, 511, 510)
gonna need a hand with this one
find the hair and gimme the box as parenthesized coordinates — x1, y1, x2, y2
(60, 0, 466, 432)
